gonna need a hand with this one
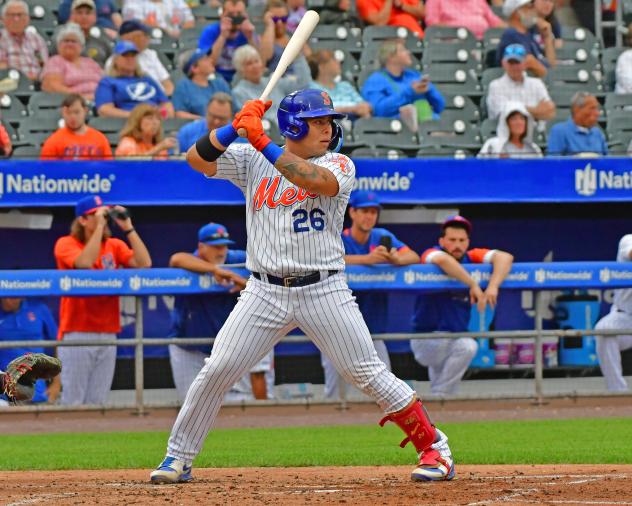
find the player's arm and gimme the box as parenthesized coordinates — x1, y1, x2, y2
(345, 247, 392, 265)
(274, 151, 340, 196)
(391, 247, 420, 265)
(485, 250, 513, 307)
(430, 252, 485, 312)
(170, 252, 247, 290)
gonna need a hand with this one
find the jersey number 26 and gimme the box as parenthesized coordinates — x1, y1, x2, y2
(292, 208, 325, 233)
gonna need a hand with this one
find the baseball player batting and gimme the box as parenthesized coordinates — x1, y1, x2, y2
(149, 89, 455, 484)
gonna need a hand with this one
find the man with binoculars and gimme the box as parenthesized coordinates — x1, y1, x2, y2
(53, 195, 152, 405)
(198, 0, 260, 83)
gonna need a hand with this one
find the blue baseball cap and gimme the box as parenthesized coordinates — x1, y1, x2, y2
(503, 44, 527, 63)
(198, 223, 235, 246)
(114, 40, 139, 55)
(183, 48, 210, 75)
(349, 190, 382, 209)
(119, 20, 151, 36)
(442, 215, 472, 234)
(75, 195, 106, 217)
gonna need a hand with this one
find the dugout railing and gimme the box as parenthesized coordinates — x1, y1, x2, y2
(1, 262, 631, 413)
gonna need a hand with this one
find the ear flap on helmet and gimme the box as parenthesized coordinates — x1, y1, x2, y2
(328, 120, 344, 152)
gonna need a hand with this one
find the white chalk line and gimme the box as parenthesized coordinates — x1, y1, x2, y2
(5, 493, 79, 506)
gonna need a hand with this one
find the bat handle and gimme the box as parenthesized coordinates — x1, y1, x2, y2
(237, 127, 248, 138)
(237, 92, 269, 138)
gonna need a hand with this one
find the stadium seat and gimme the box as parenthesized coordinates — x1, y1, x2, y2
(191, 4, 221, 21)
(363, 25, 417, 44)
(309, 25, 363, 49)
(416, 145, 474, 158)
(602, 47, 626, 92)
(180, 26, 208, 51)
(545, 66, 603, 95)
(423, 26, 479, 49)
(555, 42, 601, 70)
(0, 69, 37, 100)
(28, 4, 58, 33)
(28, 93, 69, 117)
(309, 38, 363, 59)
(604, 92, 632, 114)
(606, 111, 632, 145)
(18, 116, 63, 136)
(442, 93, 480, 123)
(353, 118, 419, 151)
(560, 26, 601, 50)
(0, 94, 28, 123)
(11, 144, 42, 159)
(482, 27, 505, 51)
(479, 117, 497, 141)
(88, 117, 126, 134)
(360, 43, 422, 71)
(439, 109, 480, 127)
(418, 118, 482, 149)
(350, 147, 408, 159)
(1, 119, 19, 143)
(423, 64, 482, 97)
(422, 42, 482, 75)
(149, 29, 179, 62)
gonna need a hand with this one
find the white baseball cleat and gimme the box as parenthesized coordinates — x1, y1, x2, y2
(150, 456, 193, 484)
(411, 429, 456, 482)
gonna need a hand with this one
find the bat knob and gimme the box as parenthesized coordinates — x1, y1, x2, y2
(237, 127, 248, 138)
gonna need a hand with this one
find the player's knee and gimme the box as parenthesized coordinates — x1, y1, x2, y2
(458, 338, 478, 359)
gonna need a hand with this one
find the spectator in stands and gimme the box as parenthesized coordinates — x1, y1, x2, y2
(0, 296, 61, 404)
(95, 41, 174, 118)
(58, 0, 122, 38)
(40, 94, 112, 160)
(497, 0, 556, 77)
(198, 0, 259, 83)
(532, 0, 562, 50)
(232, 44, 310, 126)
(168, 222, 275, 403)
(107, 20, 174, 96)
(41, 23, 103, 100)
(115, 103, 176, 159)
(0, 122, 12, 157)
(322, 191, 419, 399)
(177, 92, 233, 152)
(486, 44, 556, 122)
(0, 1, 49, 81)
(286, 0, 306, 33)
(424, 0, 505, 40)
(478, 101, 543, 158)
(356, 0, 425, 37)
(54, 195, 152, 406)
(595, 233, 632, 392)
(122, 0, 194, 39)
(547, 92, 607, 156)
(309, 49, 372, 119)
(361, 39, 444, 129)
(64, 0, 112, 67)
(260, 0, 311, 76)
(615, 22, 632, 95)
(173, 48, 232, 120)
(318, 0, 363, 26)
(410, 216, 514, 396)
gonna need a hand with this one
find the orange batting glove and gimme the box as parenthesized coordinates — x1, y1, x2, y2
(236, 115, 272, 151)
(232, 99, 272, 129)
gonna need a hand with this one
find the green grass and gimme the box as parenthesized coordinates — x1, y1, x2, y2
(1, 418, 631, 471)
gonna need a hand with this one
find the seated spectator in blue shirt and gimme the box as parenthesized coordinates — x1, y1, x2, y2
(547, 92, 608, 156)
(95, 41, 174, 118)
(309, 49, 372, 120)
(177, 92, 234, 152)
(497, 0, 556, 78)
(0, 297, 60, 404)
(198, 0, 260, 83)
(173, 48, 233, 120)
(58, 0, 122, 37)
(361, 39, 444, 128)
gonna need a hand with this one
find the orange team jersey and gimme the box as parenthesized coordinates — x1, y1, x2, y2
(54, 235, 134, 338)
(115, 136, 168, 159)
(40, 126, 113, 160)
(356, 0, 425, 37)
(421, 246, 493, 265)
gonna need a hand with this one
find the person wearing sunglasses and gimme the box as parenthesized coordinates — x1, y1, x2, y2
(260, 0, 312, 76)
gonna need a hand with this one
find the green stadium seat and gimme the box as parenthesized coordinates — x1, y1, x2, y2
(350, 147, 408, 159)
(442, 93, 481, 123)
(423, 26, 479, 49)
(422, 42, 482, 75)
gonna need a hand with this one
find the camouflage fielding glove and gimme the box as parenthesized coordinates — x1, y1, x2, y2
(1, 353, 62, 402)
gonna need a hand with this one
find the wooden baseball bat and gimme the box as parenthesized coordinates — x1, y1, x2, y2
(237, 10, 320, 138)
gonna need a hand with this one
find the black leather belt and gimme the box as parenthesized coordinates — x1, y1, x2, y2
(253, 270, 338, 288)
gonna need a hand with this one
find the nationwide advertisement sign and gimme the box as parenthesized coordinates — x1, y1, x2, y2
(2, 158, 632, 206)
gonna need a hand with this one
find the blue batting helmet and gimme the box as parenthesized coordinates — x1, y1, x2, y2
(277, 89, 346, 152)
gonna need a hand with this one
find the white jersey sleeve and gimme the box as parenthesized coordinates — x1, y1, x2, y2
(214, 143, 257, 193)
(316, 152, 356, 197)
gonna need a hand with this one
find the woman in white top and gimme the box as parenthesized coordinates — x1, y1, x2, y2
(478, 101, 543, 158)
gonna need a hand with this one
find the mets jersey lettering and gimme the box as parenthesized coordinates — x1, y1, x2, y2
(253, 176, 319, 210)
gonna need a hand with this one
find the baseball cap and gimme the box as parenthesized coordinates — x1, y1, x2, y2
(503, 0, 533, 18)
(119, 20, 151, 36)
(348, 190, 382, 209)
(503, 44, 527, 62)
(198, 223, 235, 246)
(183, 48, 210, 75)
(114, 40, 139, 55)
(441, 215, 472, 234)
(75, 195, 105, 217)
(71, 0, 95, 10)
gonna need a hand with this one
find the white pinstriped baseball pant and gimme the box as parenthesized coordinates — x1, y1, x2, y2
(595, 310, 632, 392)
(166, 273, 415, 465)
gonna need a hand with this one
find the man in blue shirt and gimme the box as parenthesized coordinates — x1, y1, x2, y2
(58, 0, 121, 35)
(168, 222, 274, 403)
(173, 49, 233, 120)
(198, 0, 260, 83)
(497, 0, 556, 77)
(0, 297, 60, 404)
(321, 191, 419, 398)
(361, 39, 444, 124)
(177, 92, 234, 152)
(547, 92, 608, 156)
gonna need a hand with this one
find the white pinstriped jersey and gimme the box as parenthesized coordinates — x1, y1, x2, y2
(215, 143, 355, 276)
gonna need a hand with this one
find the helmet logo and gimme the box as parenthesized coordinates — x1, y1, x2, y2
(321, 91, 331, 106)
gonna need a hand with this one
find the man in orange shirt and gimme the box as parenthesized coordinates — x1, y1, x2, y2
(357, 0, 425, 37)
(40, 93, 112, 160)
(54, 195, 152, 405)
